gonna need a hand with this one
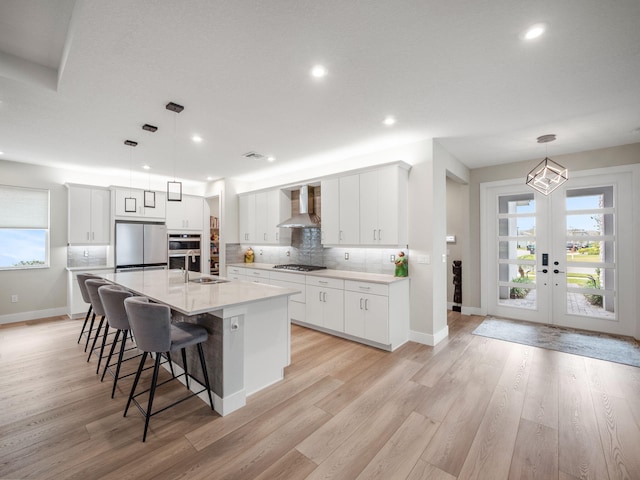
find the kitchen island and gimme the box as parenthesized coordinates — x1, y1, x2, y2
(99, 269, 299, 416)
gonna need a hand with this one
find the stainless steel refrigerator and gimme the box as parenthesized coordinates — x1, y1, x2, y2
(115, 222, 167, 271)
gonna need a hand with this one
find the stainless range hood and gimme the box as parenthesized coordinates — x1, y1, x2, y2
(277, 186, 320, 228)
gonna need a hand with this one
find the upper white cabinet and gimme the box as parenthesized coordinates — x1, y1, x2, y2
(239, 189, 291, 245)
(68, 185, 110, 245)
(114, 188, 166, 220)
(239, 194, 256, 242)
(359, 164, 408, 246)
(321, 175, 359, 245)
(166, 195, 203, 231)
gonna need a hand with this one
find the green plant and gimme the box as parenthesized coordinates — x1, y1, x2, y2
(510, 275, 532, 299)
(578, 244, 600, 255)
(584, 268, 603, 306)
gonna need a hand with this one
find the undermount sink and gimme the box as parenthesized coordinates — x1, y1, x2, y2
(190, 277, 229, 284)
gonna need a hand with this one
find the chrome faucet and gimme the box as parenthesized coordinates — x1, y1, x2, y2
(184, 250, 196, 283)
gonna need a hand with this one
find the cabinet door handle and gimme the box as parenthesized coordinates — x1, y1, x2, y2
(319, 280, 328, 284)
(323, 292, 327, 302)
(373, 229, 377, 240)
(378, 229, 381, 241)
(359, 298, 363, 309)
(86, 232, 90, 240)
(264, 233, 267, 241)
(319, 291, 323, 302)
(365, 299, 369, 310)
(339, 230, 343, 241)
(359, 286, 370, 290)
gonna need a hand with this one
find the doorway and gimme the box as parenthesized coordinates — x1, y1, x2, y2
(482, 169, 635, 336)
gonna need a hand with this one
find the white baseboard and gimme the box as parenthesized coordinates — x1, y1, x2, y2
(410, 325, 449, 346)
(0, 307, 68, 325)
(462, 306, 484, 316)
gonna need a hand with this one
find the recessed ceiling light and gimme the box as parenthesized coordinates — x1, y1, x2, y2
(383, 116, 396, 126)
(267, 156, 276, 162)
(0, 151, 4, 155)
(206, 176, 213, 181)
(142, 165, 151, 170)
(310, 65, 328, 78)
(523, 23, 546, 40)
(192, 135, 203, 143)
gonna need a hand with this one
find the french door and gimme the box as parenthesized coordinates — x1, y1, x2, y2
(482, 169, 635, 336)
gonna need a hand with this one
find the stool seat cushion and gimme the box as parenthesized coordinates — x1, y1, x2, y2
(170, 323, 208, 351)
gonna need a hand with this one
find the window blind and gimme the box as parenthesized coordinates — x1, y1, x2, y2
(0, 185, 49, 228)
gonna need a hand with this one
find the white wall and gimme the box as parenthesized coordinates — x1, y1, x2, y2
(446, 177, 468, 304)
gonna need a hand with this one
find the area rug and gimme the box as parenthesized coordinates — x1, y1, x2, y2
(472, 317, 640, 368)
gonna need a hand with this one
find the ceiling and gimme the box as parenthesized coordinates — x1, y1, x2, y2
(1, 0, 639, 184)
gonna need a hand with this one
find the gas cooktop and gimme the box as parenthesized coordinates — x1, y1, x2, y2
(272, 264, 327, 272)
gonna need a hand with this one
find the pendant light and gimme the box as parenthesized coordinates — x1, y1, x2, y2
(143, 166, 155, 208)
(526, 134, 568, 195)
(166, 101, 184, 202)
(124, 140, 138, 212)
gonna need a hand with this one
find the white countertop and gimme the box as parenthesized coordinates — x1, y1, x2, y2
(98, 269, 299, 316)
(227, 263, 408, 284)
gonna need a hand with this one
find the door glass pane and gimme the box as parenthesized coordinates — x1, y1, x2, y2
(564, 186, 616, 320)
(496, 192, 537, 310)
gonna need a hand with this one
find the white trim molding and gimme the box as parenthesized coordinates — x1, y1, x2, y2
(0, 307, 68, 325)
(410, 326, 449, 346)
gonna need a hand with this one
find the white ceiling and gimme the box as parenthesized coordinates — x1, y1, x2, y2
(1, 0, 639, 184)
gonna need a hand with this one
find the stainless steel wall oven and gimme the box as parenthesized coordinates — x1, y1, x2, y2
(168, 233, 201, 272)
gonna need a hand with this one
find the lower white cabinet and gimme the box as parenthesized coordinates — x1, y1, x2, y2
(225, 265, 409, 350)
(306, 276, 344, 332)
(344, 280, 409, 349)
(67, 268, 114, 318)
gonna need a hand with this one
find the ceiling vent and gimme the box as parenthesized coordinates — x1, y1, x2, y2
(243, 151, 265, 160)
(142, 124, 158, 132)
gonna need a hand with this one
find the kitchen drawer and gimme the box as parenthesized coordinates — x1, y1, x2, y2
(270, 279, 305, 303)
(306, 275, 344, 289)
(245, 268, 269, 280)
(227, 266, 247, 275)
(270, 270, 305, 284)
(344, 280, 388, 297)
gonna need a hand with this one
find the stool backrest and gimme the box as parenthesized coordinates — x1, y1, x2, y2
(99, 285, 133, 330)
(77, 273, 100, 304)
(124, 297, 172, 353)
(85, 279, 111, 316)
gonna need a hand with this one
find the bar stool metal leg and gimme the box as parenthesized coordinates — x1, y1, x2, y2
(77, 305, 93, 344)
(197, 343, 214, 410)
(84, 312, 96, 352)
(87, 315, 105, 362)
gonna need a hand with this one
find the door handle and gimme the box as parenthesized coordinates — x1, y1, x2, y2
(538, 269, 548, 274)
(553, 269, 565, 274)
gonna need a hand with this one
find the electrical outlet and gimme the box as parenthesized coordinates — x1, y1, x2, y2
(344, 252, 349, 260)
(286, 250, 290, 257)
(259, 249, 263, 256)
(390, 254, 396, 262)
(11, 294, 18, 303)
(83, 250, 89, 257)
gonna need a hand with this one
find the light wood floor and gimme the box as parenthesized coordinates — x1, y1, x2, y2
(1, 312, 639, 479)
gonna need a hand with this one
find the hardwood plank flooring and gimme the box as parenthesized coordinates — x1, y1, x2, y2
(1, 312, 639, 479)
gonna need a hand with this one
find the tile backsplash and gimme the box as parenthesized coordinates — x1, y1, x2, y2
(227, 227, 406, 275)
(67, 246, 109, 268)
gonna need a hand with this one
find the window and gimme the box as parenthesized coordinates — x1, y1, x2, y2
(0, 185, 50, 270)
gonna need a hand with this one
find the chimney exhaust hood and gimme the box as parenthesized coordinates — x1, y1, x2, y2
(277, 186, 320, 228)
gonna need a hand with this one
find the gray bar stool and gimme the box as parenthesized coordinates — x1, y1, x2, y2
(85, 278, 113, 373)
(123, 296, 214, 442)
(76, 272, 100, 349)
(98, 285, 137, 398)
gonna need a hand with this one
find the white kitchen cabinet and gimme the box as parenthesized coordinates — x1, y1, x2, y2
(321, 175, 359, 245)
(344, 285, 389, 344)
(344, 279, 409, 349)
(240, 189, 291, 245)
(226, 265, 247, 281)
(67, 268, 114, 318)
(239, 194, 256, 242)
(305, 276, 344, 332)
(114, 188, 166, 220)
(359, 164, 408, 246)
(68, 185, 110, 245)
(270, 270, 306, 323)
(166, 195, 203, 230)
